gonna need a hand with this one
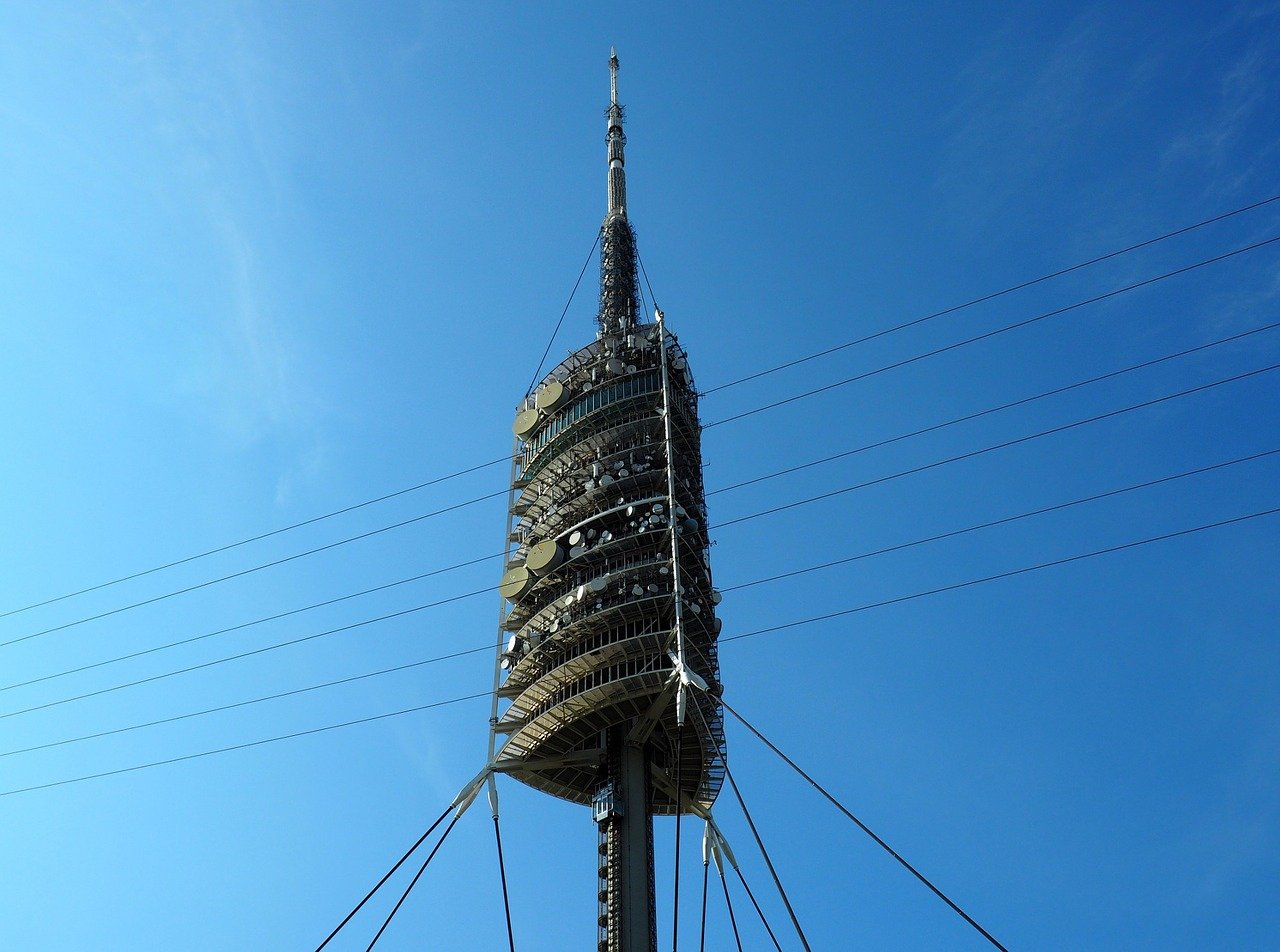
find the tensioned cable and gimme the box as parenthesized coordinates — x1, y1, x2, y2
(672, 720, 686, 952)
(716, 449, 1280, 594)
(0, 646, 494, 758)
(723, 700, 1007, 951)
(714, 363, 1280, 530)
(6, 447, 1271, 759)
(699, 856, 710, 952)
(527, 231, 602, 394)
(6, 302, 1273, 669)
(0, 586, 496, 723)
(4, 195, 1274, 625)
(731, 865, 784, 952)
(698, 191, 1280, 395)
(0, 551, 498, 695)
(0, 690, 489, 800)
(0, 455, 509, 625)
(493, 815, 517, 952)
(3, 507, 1275, 798)
(0, 488, 508, 652)
(692, 704, 811, 951)
(6, 373, 1272, 727)
(0, 239, 603, 628)
(719, 506, 1280, 647)
(704, 233, 1280, 430)
(314, 803, 456, 952)
(9, 319, 1269, 698)
(717, 861, 746, 952)
(365, 812, 464, 951)
(705, 320, 1279, 499)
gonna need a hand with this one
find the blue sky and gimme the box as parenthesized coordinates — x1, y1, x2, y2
(1, 2, 1277, 949)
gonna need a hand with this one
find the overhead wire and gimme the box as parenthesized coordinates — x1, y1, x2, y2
(6, 387, 1274, 732)
(8, 318, 1270, 700)
(1, 691, 489, 799)
(698, 190, 1280, 395)
(0, 585, 496, 723)
(719, 447, 1280, 596)
(704, 233, 1280, 430)
(723, 699, 1008, 951)
(731, 865, 784, 952)
(0, 551, 501, 695)
(705, 319, 1280, 499)
(5, 279, 1275, 668)
(0, 646, 493, 758)
(4, 194, 1276, 627)
(714, 363, 1280, 530)
(0, 487, 508, 652)
(719, 506, 1280, 648)
(5, 445, 1271, 759)
(2, 506, 1276, 798)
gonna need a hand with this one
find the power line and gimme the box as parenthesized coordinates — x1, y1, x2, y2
(6, 285, 1273, 672)
(704, 233, 1280, 430)
(0, 456, 509, 625)
(713, 363, 1280, 531)
(10, 320, 1265, 696)
(6, 446, 1269, 760)
(12, 320, 1269, 701)
(2, 507, 1272, 800)
(0, 586, 494, 723)
(0, 487, 508, 652)
(720, 758, 812, 951)
(8, 373, 1272, 728)
(0, 647, 492, 758)
(493, 815, 518, 952)
(718, 449, 1280, 594)
(716, 859, 745, 952)
(720, 506, 1280, 647)
(723, 699, 1008, 951)
(5, 195, 1274, 627)
(706, 320, 1280, 500)
(0, 691, 489, 799)
(0, 551, 502, 696)
(699, 191, 1280, 395)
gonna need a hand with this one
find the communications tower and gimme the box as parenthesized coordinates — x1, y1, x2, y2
(488, 50, 725, 952)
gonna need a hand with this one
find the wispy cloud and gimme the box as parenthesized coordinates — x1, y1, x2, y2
(110, 3, 323, 481)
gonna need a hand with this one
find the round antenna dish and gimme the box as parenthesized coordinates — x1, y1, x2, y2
(536, 379, 568, 412)
(514, 408, 540, 439)
(526, 539, 565, 575)
(499, 565, 532, 601)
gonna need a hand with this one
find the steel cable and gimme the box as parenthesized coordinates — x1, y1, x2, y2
(3, 196, 1275, 626)
(6, 324, 1273, 700)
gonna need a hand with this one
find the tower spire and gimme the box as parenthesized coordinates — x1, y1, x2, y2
(598, 47, 639, 335)
(606, 46, 627, 219)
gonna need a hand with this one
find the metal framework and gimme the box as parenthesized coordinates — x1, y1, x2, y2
(489, 49, 724, 952)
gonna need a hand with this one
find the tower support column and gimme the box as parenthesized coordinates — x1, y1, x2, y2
(595, 725, 657, 952)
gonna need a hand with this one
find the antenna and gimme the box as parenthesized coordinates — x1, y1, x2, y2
(490, 50, 724, 952)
